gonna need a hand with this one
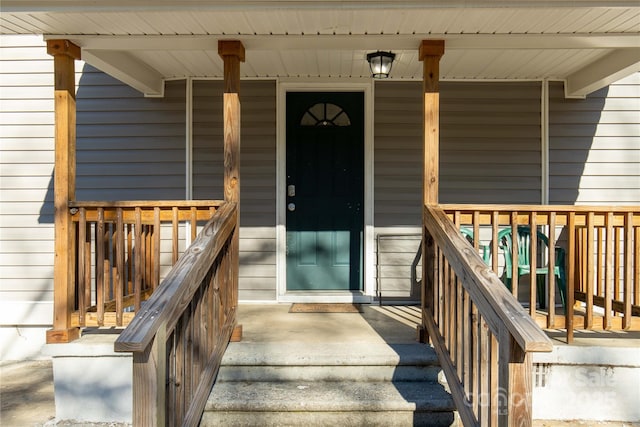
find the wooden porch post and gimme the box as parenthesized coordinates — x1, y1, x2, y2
(419, 40, 445, 344)
(46, 40, 81, 344)
(218, 40, 244, 342)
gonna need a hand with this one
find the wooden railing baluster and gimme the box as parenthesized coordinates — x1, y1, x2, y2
(172, 207, 179, 264)
(96, 208, 105, 327)
(65, 201, 222, 328)
(153, 207, 161, 291)
(511, 212, 519, 299)
(191, 206, 198, 241)
(586, 212, 595, 329)
(184, 301, 193, 412)
(116, 208, 124, 327)
(615, 225, 621, 303)
(446, 257, 453, 352)
(548, 211, 556, 328)
(529, 212, 537, 317)
(78, 208, 87, 327)
(127, 223, 133, 296)
(176, 317, 186, 421)
(491, 211, 499, 274)
(479, 318, 489, 426)
(635, 224, 639, 307)
(471, 302, 479, 418)
(473, 210, 480, 254)
(463, 285, 471, 398)
(134, 208, 142, 312)
(489, 331, 499, 427)
(623, 213, 633, 329)
(604, 212, 614, 329)
(456, 275, 464, 381)
(84, 220, 91, 321)
(567, 212, 576, 343)
(106, 223, 113, 318)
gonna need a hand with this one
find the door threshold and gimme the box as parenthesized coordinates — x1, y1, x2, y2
(278, 292, 372, 304)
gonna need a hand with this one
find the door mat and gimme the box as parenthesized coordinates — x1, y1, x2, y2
(289, 303, 363, 313)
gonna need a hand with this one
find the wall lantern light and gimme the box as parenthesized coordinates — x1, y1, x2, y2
(366, 51, 396, 79)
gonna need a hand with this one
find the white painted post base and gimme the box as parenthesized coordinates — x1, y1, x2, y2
(533, 345, 640, 422)
(45, 334, 133, 423)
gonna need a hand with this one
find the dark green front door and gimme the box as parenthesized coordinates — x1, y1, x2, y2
(286, 92, 364, 291)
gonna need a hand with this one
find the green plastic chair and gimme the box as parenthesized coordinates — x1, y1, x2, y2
(460, 227, 475, 245)
(497, 226, 567, 309)
(459, 227, 490, 263)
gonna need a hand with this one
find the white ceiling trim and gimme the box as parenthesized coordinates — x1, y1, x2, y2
(565, 48, 640, 98)
(81, 49, 165, 96)
(62, 33, 640, 97)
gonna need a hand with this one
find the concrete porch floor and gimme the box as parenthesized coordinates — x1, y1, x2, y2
(236, 303, 640, 348)
(1, 303, 639, 426)
(235, 303, 422, 345)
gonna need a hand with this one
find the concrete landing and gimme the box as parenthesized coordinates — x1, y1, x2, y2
(233, 303, 422, 345)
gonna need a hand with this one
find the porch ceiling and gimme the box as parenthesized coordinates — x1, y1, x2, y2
(2, 1, 639, 97)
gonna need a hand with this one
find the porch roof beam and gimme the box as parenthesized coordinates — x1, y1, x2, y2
(565, 48, 640, 98)
(81, 49, 164, 97)
(4, 0, 640, 12)
(46, 33, 640, 51)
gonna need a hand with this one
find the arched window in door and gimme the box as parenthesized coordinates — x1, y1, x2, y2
(300, 102, 351, 127)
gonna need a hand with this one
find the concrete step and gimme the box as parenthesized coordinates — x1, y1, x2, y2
(218, 342, 441, 383)
(202, 381, 456, 427)
(203, 342, 456, 426)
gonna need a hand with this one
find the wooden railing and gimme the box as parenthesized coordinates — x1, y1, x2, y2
(442, 204, 640, 342)
(422, 205, 553, 426)
(69, 200, 223, 328)
(115, 202, 237, 426)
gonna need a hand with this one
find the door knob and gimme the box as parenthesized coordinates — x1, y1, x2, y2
(287, 203, 296, 212)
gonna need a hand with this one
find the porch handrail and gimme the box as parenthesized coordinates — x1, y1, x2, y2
(440, 203, 640, 226)
(422, 204, 552, 426)
(115, 201, 238, 426)
(69, 200, 223, 221)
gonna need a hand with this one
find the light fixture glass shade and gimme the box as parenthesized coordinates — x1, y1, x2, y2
(367, 51, 396, 79)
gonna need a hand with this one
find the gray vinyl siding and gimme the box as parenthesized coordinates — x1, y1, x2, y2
(376, 234, 422, 302)
(0, 35, 188, 326)
(374, 81, 543, 228)
(549, 74, 640, 205)
(374, 81, 542, 296)
(440, 82, 542, 204)
(193, 80, 277, 301)
(373, 81, 423, 227)
(1, 35, 56, 325)
(76, 69, 186, 201)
